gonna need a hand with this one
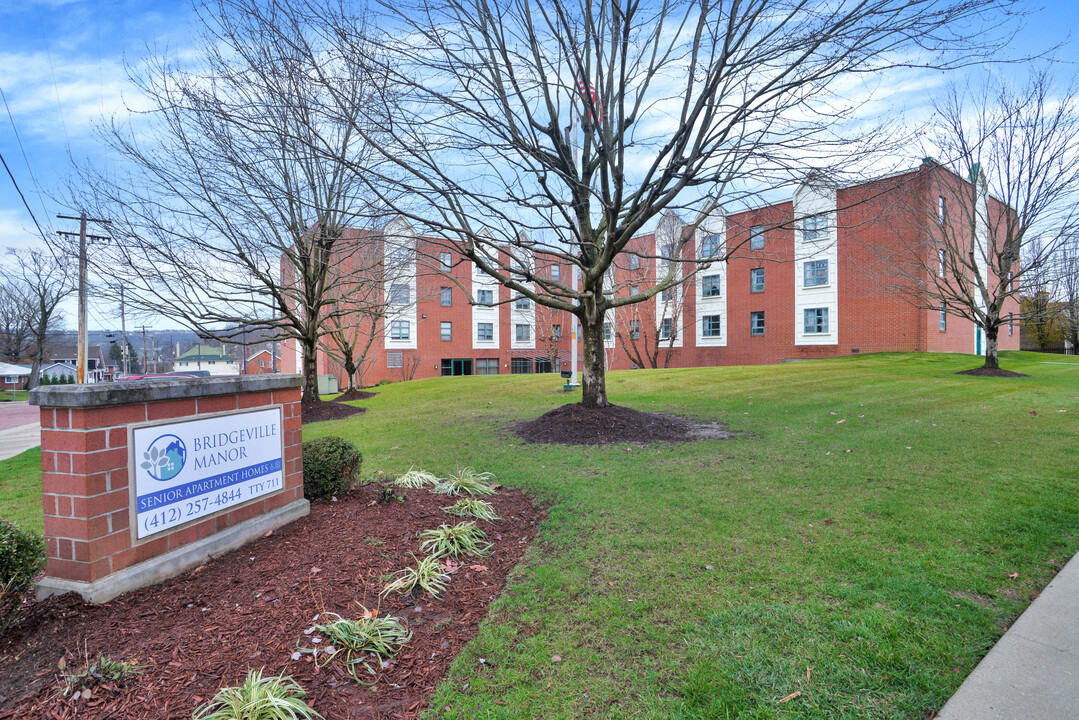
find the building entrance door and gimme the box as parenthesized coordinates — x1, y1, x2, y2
(441, 359, 473, 376)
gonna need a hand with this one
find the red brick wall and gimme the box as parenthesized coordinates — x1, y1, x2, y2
(38, 387, 303, 585)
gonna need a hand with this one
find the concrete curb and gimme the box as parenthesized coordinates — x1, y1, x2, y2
(36, 498, 310, 604)
(937, 550, 1079, 719)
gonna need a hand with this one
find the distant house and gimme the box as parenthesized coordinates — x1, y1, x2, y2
(0, 362, 31, 391)
(245, 349, 278, 375)
(40, 362, 77, 383)
(46, 346, 108, 383)
(173, 344, 240, 376)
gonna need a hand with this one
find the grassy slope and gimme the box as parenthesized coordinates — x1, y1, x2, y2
(3, 352, 1077, 718)
(0, 447, 43, 533)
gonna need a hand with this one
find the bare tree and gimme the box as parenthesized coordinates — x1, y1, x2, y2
(1021, 238, 1063, 351)
(73, 0, 392, 402)
(0, 275, 31, 364)
(1054, 234, 1079, 353)
(308, 0, 1019, 407)
(880, 71, 1079, 371)
(4, 249, 76, 389)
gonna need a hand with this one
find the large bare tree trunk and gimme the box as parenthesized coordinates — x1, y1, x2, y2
(983, 326, 1000, 370)
(580, 316, 609, 408)
(302, 339, 320, 403)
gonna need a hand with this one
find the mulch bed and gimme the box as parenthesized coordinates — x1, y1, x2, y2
(956, 367, 1030, 378)
(515, 402, 732, 445)
(0, 485, 542, 719)
(302, 400, 366, 425)
(334, 389, 378, 402)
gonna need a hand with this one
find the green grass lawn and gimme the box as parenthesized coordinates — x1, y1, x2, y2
(0, 390, 29, 402)
(0, 447, 43, 533)
(3, 351, 1078, 718)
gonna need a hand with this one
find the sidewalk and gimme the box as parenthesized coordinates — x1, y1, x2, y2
(0, 422, 40, 461)
(937, 550, 1079, 719)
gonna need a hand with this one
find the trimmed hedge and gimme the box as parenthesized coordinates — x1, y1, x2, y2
(0, 518, 47, 633)
(301, 436, 362, 500)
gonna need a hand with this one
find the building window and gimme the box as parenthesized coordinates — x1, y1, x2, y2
(751, 311, 765, 335)
(750, 267, 765, 292)
(477, 323, 494, 341)
(661, 287, 673, 302)
(259, 360, 265, 368)
(750, 225, 765, 250)
(660, 318, 674, 340)
(660, 242, 675, 272)
(804, 307, 829, 334)
(938, 249, 946, 278)
(387, 351, 403, 368)
(630, 284, 639, 297)
(510, 358, 532, 374)
(440, 287, 452, 306)
(702, 314, 722, 337)
(441, 322, 452, 341)
(700, 233, 722, 259)
(802, 214, 828, 241)
(550, 265, 561, 281)
(939, 302, 947, 332)
(390, 320, 410, 340)
(475, 261, 486, 276)
(440, 252, 452, 271)
(603, 322, 612, 341)
(938, 195, 946, 224)
(476, 289, 494, 305)
(514, 295, 530, 310)
(515, 324, 531, 342)
(630, 320, 640, 340)
(628, 254, 641, 270)
(534, 358, 553, 374)
(804, 259, 829, 287)
(475, 358, 499, 375)
(552, 324, 562, 340)
(1009, 316, 1014, 336)
(1009, 271, 1015, 292)
(389, 283, 410, 305)
(702, 274, 721, 298)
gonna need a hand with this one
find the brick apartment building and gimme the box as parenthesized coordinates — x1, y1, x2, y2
(282, 163, 1020, 386)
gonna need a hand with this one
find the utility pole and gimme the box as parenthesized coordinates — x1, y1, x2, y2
(141, 326, 148, 372)
(120, 286, 128, 376)
(57, 213, 110, 384)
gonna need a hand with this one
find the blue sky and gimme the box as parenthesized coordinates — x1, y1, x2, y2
(0, 0, 1075, 331)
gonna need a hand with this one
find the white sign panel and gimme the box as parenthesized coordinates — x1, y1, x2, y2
(132, 406, 284, 540)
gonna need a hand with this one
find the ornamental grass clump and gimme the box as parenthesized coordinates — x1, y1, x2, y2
(381, 555, 450, 598)
(299, 610, 411, 682)
(419, 521, 492, 559)
(441, 498, 499, 521)
(393, 467, 441, 489)
(192, 669, 321, 720)
(432, 467, 496, 496)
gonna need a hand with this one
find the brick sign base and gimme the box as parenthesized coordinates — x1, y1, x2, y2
(30, 375, 307, 604)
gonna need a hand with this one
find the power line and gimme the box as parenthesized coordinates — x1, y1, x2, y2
(0, 150, 52, 247)
(0, 84, 51, 225)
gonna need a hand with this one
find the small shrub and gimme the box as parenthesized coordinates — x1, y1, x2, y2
(59, 654, 143, 697)
(301, 436, 362, 500)
(376, 485, 405, 504)
(393, 467, 440, 489)
(0, 518, 47, 633)
(442, 498, 499, 521)
(419, 522, 492, 559)
(192, 669, 321, 720)
(299, 610, 411, 682)
(431, 467, 496, 496)
(381, 555, 450, 598)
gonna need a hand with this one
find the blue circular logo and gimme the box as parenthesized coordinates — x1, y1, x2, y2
(142, 434, 187, 481)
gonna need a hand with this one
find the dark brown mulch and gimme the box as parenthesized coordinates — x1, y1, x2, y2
(0, 485, 542, 720)
(302, 400, 366, 425)
(334, 389, 378, 402)
(515, 402, 732, 445)
(956, 367, 1030, 378)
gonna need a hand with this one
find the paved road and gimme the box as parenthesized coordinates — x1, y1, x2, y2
(0, 401, 40, 431)
(0, 401, 41, 461)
